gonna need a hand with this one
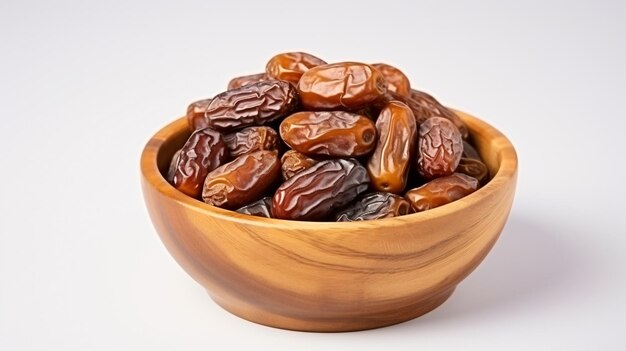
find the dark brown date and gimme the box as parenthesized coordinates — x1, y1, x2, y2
(227, 73, 266, 90)
(224, 126, 279, 158)
(186, 98, 212, 131)
(171, 128, 227, 198)
(280, 111, 377, 157)
(190, 80, 298, 132)
(202, 150, 280, 209)
(410, 89, 469, 139)
(166, 149, 182, 183)
(367, 101, 416, 193)
(462, 140, 481, 160)
(272, 159, 370, 221)
(417, 117, 463, 179)
(456, 157, 489, 186)
(336, 192, 412, 222)
(405, 173, 478, 212)
(235, 197, 273, 218)
(372, 63, 411, 97)
(280, 150, 318, 180)
(265, 52, 326, 85)
(298, 62, 387, 110)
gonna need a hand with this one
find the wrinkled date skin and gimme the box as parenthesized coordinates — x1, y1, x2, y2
(227, 73, 266, 90)
(265, 52, 326, 85)
(367, 101, 416, 194)
(190, 80, 298, 132)
(298, 62, 387, 110)
(235, 196, 273, 218)
(280, 111, 377, 157)
(186, 98, 212, 131)
(456, 157, 489, 185)
(171, 128, 227, 198)
(224, 126, 279, 158)
(417, 117, 463, 179)
(272, 159, 370, 221)
(372, 63, 411, 97)
(336, 192, 412, 222)
(410, 89, 469, 139)
(202, 150, 281, 209)
(280, 150, 318, 180)
(166, 149, 182, 183)
(405, 173, 479, 212)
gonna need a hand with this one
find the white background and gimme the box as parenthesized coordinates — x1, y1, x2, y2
(1, 0, 625, 350)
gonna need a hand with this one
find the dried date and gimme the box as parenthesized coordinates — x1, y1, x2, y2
(336, 192, 412, 221)
(265, 52, 326, 85)
(190, 80, 298, 132)
(280, 150, 318, 180)
(202, 151, 281, 209)
(166, 149, 182, 183)
(417, 117, 463, 179)
(372, 63, 411, 97)
(456, 157, 489, 185)
(186, 98, 212, 131)
(462, 140, 481, 160)
(272, 159, 370, 220)
(410, 89, 469, 139)
(235, 197, 273, 218)
(224, 126, 279, 158)
(405, 173, 478, 212)
(171, 128, 227, 198)
(280, 111, 377, 157)
(227, 73, 266, 90)
(367, 101, 416, 193)
(298, 62, 387, 110)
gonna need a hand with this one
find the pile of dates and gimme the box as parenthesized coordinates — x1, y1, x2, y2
(167, 52, 490, 221)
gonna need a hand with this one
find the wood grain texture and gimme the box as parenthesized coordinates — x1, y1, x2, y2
(140, 110, 518, 332)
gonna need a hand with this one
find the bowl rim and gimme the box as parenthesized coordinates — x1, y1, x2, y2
(140, 109, 517, 230)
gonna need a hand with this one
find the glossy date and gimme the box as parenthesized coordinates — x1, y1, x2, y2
(367, 101, 416, 194)
(336, 192, 412, 221)
(186, 98, 212, 131)
(235, 196, 273, 218)
(224, 126, 279, 158)
(372, 63, 411, 97)
(298, 62, 387, 110)
(191, 80, 298, 132)
(280, 111, 377, 157)
(410, 89, 468, 139)
(265, 52, 326, 85)
(171, 128, 227, 198)
(417, 117, 463, 179)
(227, 73, 266, 90)
(405, 173, 479, 212)
(272, 159, 370, 220)
(456, 157, 489, 186)
(202, 150, 281, 209)
(280, 150, 318, 180)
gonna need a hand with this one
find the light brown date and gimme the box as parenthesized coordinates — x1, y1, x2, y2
(186, 98, 212, 130)
(224, 126, 279, 158)
(410, 89, 469, 139)
(272, 159, 370, 221)
(227, 73, 266, 90)
(367, 101, 416, 193)
(280, 150, 318, 180)
(372, 63, 411, 97)
(265, 52, 326, 85)
(202, 150, 281, 209)
(171, 128, 227, 198)
(336, 192, 412, 221)
(190, 80, 298, 132)
(280, 111, 377, 157)
(417, 117, 463, 179)
(297, 62, 387, 110)
(405, 173, 478, 212)
(456, 157, 489, 186)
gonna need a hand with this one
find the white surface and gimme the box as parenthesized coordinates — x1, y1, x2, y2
(1, 0, 625, 350)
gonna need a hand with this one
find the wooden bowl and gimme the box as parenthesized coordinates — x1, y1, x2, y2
(140, 110, 518, 332)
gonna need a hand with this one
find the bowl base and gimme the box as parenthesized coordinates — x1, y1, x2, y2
(209, 286, 456, 332)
